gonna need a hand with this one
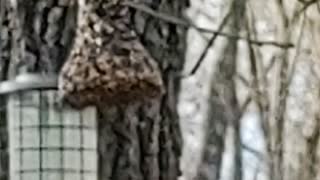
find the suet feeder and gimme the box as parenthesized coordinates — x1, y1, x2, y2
(0, 73, 98, 180)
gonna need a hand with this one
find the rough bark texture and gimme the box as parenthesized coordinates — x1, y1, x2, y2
(6, 0, 77, 76)
(97, 0, 187, 179)
(0, 0, 187, 180)
(0, 1, 12, 179)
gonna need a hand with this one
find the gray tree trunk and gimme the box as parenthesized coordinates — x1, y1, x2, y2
(247, 1, 320, 180)
(179, 1, 320, 180)
(179, 0, 245, 179)
(0, 0, 187, 180)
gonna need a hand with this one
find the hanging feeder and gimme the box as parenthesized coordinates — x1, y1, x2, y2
(58, 0, 165, 109)
(0, 73, 98, 180)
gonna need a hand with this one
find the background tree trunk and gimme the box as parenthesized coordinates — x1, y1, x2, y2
(179, 0, 320, 180)
(179, 0, 245, 179)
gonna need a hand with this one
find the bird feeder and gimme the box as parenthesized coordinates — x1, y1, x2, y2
(58, 0, 165, 109)
(0, 73, 97, 180)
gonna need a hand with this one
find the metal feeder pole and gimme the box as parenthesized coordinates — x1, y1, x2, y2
(0, 73, 98, 180)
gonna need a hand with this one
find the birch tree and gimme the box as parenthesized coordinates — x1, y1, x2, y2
(179, 0, 320, 180)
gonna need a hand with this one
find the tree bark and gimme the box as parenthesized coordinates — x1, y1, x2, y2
(180, 0, 245, 179)
(96, 0, 187, 179)
(0, 1, 13, 179)
(0, 1, 187, 180)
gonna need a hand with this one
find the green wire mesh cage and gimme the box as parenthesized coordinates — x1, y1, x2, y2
(0, 74, 98, 180)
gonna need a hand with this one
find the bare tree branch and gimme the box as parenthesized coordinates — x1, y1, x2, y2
(123, 1, 294, 48)
(241, 143, 266, 162)
(235, 73, 251, 88)
(297, 0, 319, 12)
(286, 12, 306, 88)
(188, 10, 232, 75)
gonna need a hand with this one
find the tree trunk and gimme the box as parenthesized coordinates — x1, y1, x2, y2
(249, 1, 320, 180)
(0, 1, 187, 180)
(0, 1, 13, 179)
(274, 1, 320, 180)
(235, 1, 320, 180)
(179, 0, 244, 179)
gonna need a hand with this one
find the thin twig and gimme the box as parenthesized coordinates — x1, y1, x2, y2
(122, 1, 294, 48)
(294, 0, 318, 20)
(241, 143, 266, 162)
(286, 11, 306, 88)
(189, 11, 232, 75)
(235, 73, 251, 88)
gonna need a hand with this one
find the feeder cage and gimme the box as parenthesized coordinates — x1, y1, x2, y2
(0, 74, 98, 180)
